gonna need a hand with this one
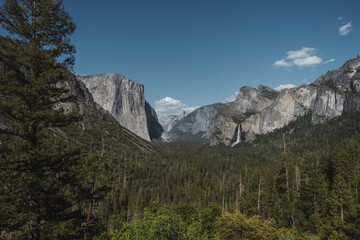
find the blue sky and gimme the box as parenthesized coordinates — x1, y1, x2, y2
(62, 1, 358, 113)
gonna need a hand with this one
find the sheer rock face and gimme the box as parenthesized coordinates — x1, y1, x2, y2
(78, 73, 162, 141)
(241, 85, 345, 136)
(232, 85, 279, 113)
(210, 56, 360, 146)
(209, 85, 278, 146)
(145, 101, 163, 140)
(168, 103, 221, 142)
(209, 104, 241, 146)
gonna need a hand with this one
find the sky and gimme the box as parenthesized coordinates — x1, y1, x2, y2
(3, 0, 359, 115)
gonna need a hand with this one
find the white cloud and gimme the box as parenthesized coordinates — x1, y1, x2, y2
(154, 96, 186, 113)
(286, 47, 315, 60)
(273, 59, 293, 68)
(274, 84, 297, 91)
(293, 55, 322, 68)
(222, 91, 239, 103)
(154, 96, 198, 114)
(339, 22, 352, 36)
(323, 58, 335, 64)
(338, 16, 343, 21)
(273, 47, 333, 69)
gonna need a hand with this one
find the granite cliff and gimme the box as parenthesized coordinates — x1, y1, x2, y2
(209, 56, 360, 146)
(78, 73, 163, 141)
(167, 103, 221, 142)
(209, 85, 278, 146)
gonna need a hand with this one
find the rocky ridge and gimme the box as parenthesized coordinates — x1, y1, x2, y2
(209, 56, 360, 146)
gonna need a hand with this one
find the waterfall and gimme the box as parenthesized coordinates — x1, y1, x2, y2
(231, 124, 241, 147)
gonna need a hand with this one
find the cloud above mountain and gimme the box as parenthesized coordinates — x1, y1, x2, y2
(273, 47, 334, 69)
(274, 84, 297, 91)
(154, 96, 198, 114)
(222, 91, 239, 103)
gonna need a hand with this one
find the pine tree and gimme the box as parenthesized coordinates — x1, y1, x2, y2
(298, 152, 328, 232)
(272, 152, 297, 228)
(329, 175, 356, 230)
(0, 0, 80, 239)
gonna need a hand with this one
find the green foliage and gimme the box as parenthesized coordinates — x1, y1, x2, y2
(298, 152, 328, 233)
(216, 211, 279, 240)
(107, 134, 360, 239)
(175, 203, 199, 225)
(111, 206, 205, 240)
(0, 0, 81, 239)
(200, 203, 221, 236)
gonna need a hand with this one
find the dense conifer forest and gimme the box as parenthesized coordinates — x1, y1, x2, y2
(1, 1, 360, 239)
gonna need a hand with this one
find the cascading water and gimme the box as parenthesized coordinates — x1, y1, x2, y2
(231, 124, 241, 147)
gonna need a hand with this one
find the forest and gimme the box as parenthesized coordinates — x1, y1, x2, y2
(1, 0, 360, 239)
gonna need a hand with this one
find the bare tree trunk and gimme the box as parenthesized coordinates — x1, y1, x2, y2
(84, 202, 92, 240)
(84, 177, 95, 240)
(257, 177, 261, 215)
(283, 133, 286, 153)
(126, 208, 131, 222)
(238, 174, 243, 212)
(355, 165, 359, 200)
(340, 197, 344, 222)
(235, 189, 239, 211)
(123, 173, 127, 189)
(222, 174, 225, 215)
(29, 4, 39, 237)
(157, 186, 160, 203)
(101, 135, 105, 157)
(355, 171, 359, 200)
(284, 156, 290, 198)
(107, 214, 113, 236)
(29, 194, 40, 240)
(295, 165, 300, 190)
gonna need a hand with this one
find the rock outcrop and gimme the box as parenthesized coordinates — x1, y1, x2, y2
(232, 85, 279, 113)
(168, 103, 221, 142)
(209, 104, 242, 146)
(78, 73, 162, 141)
(209, 85, 278, 146)
(241, 85, 345, 137)
(209, 55, 360, 146)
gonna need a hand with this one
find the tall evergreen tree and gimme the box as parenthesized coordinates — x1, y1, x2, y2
(298, 152, 328, 233)
(271, 152, 297, 228)
(0, 0, 80, 239)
